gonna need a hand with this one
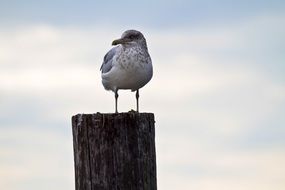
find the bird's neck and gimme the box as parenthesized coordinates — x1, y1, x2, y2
(122, 43, 148, 52)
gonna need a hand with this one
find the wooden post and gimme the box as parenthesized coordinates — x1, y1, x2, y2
(72, 112, 156, 190)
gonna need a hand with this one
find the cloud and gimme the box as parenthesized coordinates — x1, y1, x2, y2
(157, 145, 285, 190)
(0, 126, 74, 190)
(0, 14, 285, 190)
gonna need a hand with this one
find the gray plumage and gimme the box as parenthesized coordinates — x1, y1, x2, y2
(100, 30, 153, 113)
(100, 47, 116, 74)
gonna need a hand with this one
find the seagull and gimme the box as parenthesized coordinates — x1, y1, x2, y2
(100, 30, 153, 113)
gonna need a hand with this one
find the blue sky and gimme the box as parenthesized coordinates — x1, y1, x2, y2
(0, 1, 285, 190)
(1, 0, 284, 27)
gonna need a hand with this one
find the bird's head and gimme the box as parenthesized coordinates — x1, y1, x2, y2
(112, 30, 147, 47)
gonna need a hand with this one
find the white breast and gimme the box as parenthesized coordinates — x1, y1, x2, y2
(101, 46, 153, 92)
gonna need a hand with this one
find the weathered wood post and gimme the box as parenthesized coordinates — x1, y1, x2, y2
(72, 112, 156, 190)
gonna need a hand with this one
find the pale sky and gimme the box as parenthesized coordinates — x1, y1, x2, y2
(0, 1, 285, 190)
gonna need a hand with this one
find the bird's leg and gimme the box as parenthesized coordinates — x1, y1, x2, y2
(136, 90, 139, 112)
(115, 90, 119, 113)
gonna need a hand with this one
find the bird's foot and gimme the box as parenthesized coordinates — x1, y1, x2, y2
(128, 109, 138, 113)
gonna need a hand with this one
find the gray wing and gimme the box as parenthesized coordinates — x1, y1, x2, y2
(100, 47, 117, 73)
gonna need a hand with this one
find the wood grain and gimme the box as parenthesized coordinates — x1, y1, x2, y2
(72, 112, 156, 190)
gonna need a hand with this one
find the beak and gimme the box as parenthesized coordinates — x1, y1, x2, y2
(112, 38, 130, 46)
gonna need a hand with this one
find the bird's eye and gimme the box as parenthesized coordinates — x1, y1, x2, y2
(129, 35, 134, 39)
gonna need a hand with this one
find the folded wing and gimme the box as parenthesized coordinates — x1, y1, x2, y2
(100, 47, 117, 74)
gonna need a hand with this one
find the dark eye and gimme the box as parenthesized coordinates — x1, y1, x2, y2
(129, 35, 135, 39)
